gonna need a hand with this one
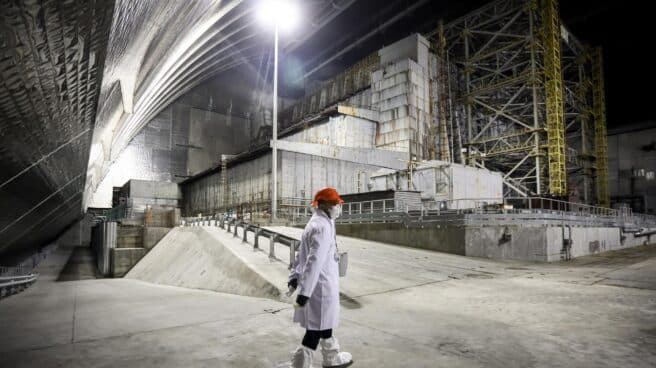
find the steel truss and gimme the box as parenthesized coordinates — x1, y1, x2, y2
(428, 0, 609, 205)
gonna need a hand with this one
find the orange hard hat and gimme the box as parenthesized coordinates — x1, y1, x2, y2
(312, 187, 344, 206)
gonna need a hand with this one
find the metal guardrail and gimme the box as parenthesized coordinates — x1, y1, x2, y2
(0, 266, 32, 277)
(183, 216, 301, 270)
(277, 197, 656, 229)
(0, 267, 39, 299)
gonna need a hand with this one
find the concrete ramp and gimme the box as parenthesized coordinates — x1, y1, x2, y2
(125, 227, 289, 302)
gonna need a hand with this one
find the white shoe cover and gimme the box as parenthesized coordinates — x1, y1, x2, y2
(320, 337, 353, 368)
(290, 345, 314, 368)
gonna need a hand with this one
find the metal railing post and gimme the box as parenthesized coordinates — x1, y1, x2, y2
(254, 228, 260, 249)
(289, 240, 298, 270)
(243, 226, 249, 242)
(233, 222, 238, 237)
(269, 235, 277, 258)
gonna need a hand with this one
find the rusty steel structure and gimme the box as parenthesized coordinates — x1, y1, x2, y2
(426, 0, 609, 205)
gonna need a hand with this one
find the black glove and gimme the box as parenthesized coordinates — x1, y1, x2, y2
(288, 278, 298, 290)
(296, 294, 309, 307)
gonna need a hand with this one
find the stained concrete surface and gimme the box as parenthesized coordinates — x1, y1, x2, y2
(1, 232, 656, 367)
(55, 246, 100, 281)
(126, 227, 286, 301)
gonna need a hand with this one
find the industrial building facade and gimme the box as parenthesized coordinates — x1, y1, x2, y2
(179, 0, 609, 218)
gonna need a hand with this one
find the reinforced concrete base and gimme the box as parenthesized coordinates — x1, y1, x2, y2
(337, 222, 656, 262)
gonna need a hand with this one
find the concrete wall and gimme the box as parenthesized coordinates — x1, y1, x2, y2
(545, 227, 621, 261)
(88, 105, 188, 208)
(89, 98, 253, 208)
(187, 108, 250, 176)
(607, 124, 656, 214)
(280, 150, 387, 199)
(182, 152, 275, 215)
(111, 248, 145, 277)
(181, 147, 395, 215)
(336, 223, 466, 255)
(57, 215, 93, 247)
(369, 160, 503, 207)
(371, 58, 430, 158)
(378, 33, 430, 69)
(465, 226, 549, 262)
(143, 227, 171, 251)
(335, 221, 654, 262)
(283, 115, 377, 148)
(144, 208, 180, 228)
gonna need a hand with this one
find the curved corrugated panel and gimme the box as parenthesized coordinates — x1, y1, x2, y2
(0, 0, 115, 259)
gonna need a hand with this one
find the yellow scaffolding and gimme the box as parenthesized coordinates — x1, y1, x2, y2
(591, 47, 610, 207)
(541, 0, 567, 197)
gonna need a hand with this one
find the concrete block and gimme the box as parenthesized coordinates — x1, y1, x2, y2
(117, 226, 143, 248)
(376, 129, 415, 145)
(465, 226, 548, 262)
(128, 180, 181, 200)
(336, 223, 466, 255)
(111, 248, 146, 277)
(144, 208, 178, 227)
(377, 95, 409, 112)
(143, 227, 171, 250)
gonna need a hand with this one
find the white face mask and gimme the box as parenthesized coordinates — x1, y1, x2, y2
(328, 204, 342, 219)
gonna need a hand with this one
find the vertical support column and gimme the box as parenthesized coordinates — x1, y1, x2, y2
(541, 0, 567, 197)
(243, 226, 248, 242)
(289, 240, 298, 270)
(578, 58, 592, 205)
(528, 0, 542, 195)
(269, 234, 277, 258)
(463, 24, 473, 166)
(233, 222, 238, 237)
(272, 24, 279, 220)
(254, 228, 260, 249)
(592, 47, 610, 207)
(222, 155, 229, 215)
(437, 19, 451, 163)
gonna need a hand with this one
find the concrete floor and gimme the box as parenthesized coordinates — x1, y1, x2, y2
(1, 236, 656, 367)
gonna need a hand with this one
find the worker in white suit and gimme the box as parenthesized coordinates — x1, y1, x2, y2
(286, 187, 353, 368)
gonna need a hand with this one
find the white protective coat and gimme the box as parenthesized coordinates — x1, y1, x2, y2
(290, 209, 340, 330)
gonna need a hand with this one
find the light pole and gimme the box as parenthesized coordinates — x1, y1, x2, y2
(272, 22, 279, 220)
(258, 0, 299, 222)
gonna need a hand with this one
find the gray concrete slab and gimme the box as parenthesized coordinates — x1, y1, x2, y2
(1, 232, 656, 367)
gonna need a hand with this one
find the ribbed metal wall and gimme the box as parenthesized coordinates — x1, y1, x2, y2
(0, 0, 114, 259)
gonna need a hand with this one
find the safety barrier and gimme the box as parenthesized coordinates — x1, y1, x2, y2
(0, 267, 39, 299)
(182, 216, 300, 270)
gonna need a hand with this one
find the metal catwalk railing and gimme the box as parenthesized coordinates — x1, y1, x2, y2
(182, 217, 300, 270)
(185, 196, 656, 236)
(276, 197, 656, 229)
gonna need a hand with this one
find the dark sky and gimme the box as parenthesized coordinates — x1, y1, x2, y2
(287, 0, 653, 128)
(559, 0, 653, 128)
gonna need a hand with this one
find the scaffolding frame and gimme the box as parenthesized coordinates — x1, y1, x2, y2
(592, 47, 610, 207)
(426, 0, 608, 204)
(561, 22, 595, 204)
